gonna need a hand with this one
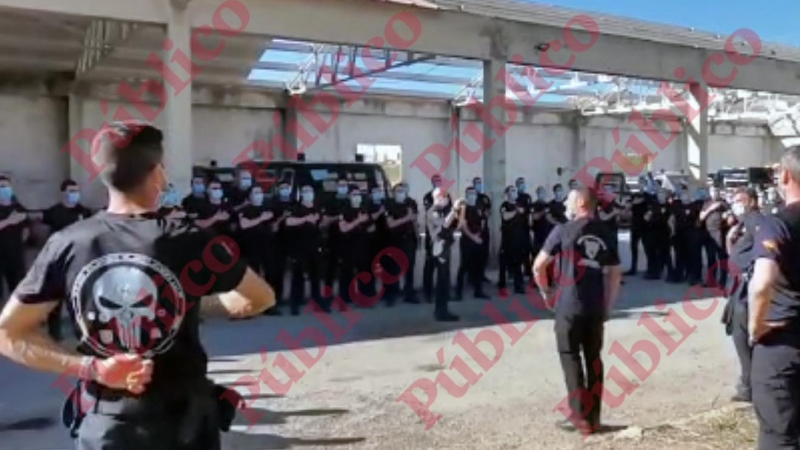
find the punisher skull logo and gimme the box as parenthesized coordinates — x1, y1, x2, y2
(71, 253, 186, 357)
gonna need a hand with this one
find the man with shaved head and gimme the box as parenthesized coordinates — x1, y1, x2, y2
(533, 187, 622, 435)
(749, 146, 800, 449)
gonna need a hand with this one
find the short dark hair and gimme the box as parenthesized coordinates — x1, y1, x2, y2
(734, 187, 758, 203)
(95, 122, 164, 193)
(60, 179, 78, 191)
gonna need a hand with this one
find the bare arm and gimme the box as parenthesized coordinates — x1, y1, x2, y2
(213, 268, 275, 318)
(533, 251, 554, 294)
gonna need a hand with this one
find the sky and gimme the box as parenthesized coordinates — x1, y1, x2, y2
(533, 0, 799, 46)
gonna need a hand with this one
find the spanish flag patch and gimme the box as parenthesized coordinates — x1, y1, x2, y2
(762, 240, 778, 252)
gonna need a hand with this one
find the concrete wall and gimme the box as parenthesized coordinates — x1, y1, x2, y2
(0, 93, 791, 209)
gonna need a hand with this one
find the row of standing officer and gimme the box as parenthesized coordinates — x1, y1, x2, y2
(161, 171, 421, 316)
(0, 176, 94, 341)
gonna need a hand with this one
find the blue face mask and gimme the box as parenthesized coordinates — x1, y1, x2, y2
(279, 188, 290, 200)
(251, 193, 264, 206)
(474, 182, 483, 193)
(372, 192, 383, 203)
(517, 183, 526, 193)
(395, 191, 407, 203)
(239, 178, 252, 190)
(536, 190, 546, 201)
(0, 186, 12, 202)
(336, 185, 348, 197)
(466, 194, 477, 206)
(162, 191, 178, 207)
(351, 196, 362, 208)
(192, 183, 205, 195)
(210, 188, 223, 201)
(554, 189, 564, 200)
(65, 192, 80, 205)
(508, 190, 518, 201)
(302, 191, 315, 203)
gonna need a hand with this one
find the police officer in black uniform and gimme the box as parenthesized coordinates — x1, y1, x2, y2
(322, 178, 349, 298)
(532, 186, 550, 260)
(337, 186, 370, 306)
(367, 186, 388, 302)
(643, 188, 671, 280)
(626, 178, 650, 275)
(685, 188, 707, 286)
(42, 179, 93, 340)
(427, 188, 459, 321)
(157, 184, 186, 220)
(0, 175, 29, 304)
(669, 190, 692, 283)
(238, 184, 281, 316)
(597, 184, 622, 254)
(515, 177, 533, 277)
(181, 175, 208, 223)
(455, 187, 489, 299)
(227, 169, 253, 212)
(0, 122, 274, 450)
(473, 177, 492, 283)
(270, 181, 294, 306)
(533, 188, 622, 434)
(195, 180, 234, 237)
(385, 183, 419, 304)
(748, 147, 800, 449)
(723, 187, 761, 403)
(286, 185, 322, 315)
(700, 186, 730, 289)
(547, 184, 568, 226)
(498, 186, 528, 295)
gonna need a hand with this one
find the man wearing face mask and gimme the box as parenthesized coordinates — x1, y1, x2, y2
(270, 181, 294, 306)
(227, 170, 253, 211)
(386, 184, 419, 304)
(322, 178, 350, 302)
(238, 185, 281, 316)
(195, 180, 233, 238)
(423, 175, 451, 303)
(498, 186, 528, 295)
(626, 177, 651, 275)
(285, 185, 322, 315)
(700, 186, 730, 289)
(0, 175, 29, 305)
(597, 184, 622, 254)
(642, 189, 671, 280)
(473, 177, 492, 283)
(722, 188, 761, 404)
(364, 187, 387, 302)
(428, 188, 459, 321)
(532, 186, 550, 261)
(338, 187, 370, 307)
(0, 123, 275, 450)
(684, 188, 707, 286)
(669, 190, 692, 283)
(41, 180, 93, 340)
(157, 184, 186, 220)
(515, 177, 534, 277)
(547, 184, 568, 225)
(533, 188, 622, 434)
(455, 187, 489, 300)
(748, 148, 800, 449)
(181, 176, 208, 222)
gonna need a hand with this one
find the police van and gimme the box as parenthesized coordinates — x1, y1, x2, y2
(192, 159, 392, 203)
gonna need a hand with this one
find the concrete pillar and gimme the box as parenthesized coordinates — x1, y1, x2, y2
(482, 58, 507, 266)
(164, 1, 193, 197)
(686, 83, 709, 185)
(281, 103, 299, 161)
(571, 114, 587, 171)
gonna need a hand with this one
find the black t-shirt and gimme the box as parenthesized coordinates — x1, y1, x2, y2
(631, 193, 650, 226)
(646, 202, 671, 230)
(548, 200, 567, 224)
(500, 201, 526, 237)
(477, 193, 492, 217)
(387, 200, 415, 239)
(516, 193, 532, 215)
(238, 204, 272, 250)
(542, 218, 620, 318)
(43, 203, 93, 233)
(728, 211, 762, 298)
(753, 202, 800, 329)
(0, 202, 29, 251)
(597, 200, 622, 232)
(196, 202, 234, 237)
(323, 198, 348, 245)
(226, 188, 249, 211)
(181, 195, 207, 221)
(288, 204, 320, 255)
(340, 205, 368, 245)
(532, 200, 549, 235)
(14, 212, 247, 394)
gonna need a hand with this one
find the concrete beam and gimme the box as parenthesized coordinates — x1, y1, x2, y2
(0, 0, 166, 23)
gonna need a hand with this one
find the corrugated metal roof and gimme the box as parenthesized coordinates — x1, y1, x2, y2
(372, 0, 440, 10)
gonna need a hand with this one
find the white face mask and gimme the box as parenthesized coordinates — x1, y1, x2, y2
(732, 202, 746, 217)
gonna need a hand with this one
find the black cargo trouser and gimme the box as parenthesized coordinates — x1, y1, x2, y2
(433, 247, 452, 317)
(338, 240, 372, 306)
(731, 298, 752, 397)
(290, 252, 321, 315)
(685, 229, 704, 284)
(555, 313, 605, 429)
(77, 412, 220, 450)
(456, 238, 484, 297)
(628, 225, 643, 272)
(0, 248, 25, 302)
(385, 236, 416, 302)
(497, 240, 524, 293)
(752, 329, 800, 450)
(704, 233, 728, 289)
